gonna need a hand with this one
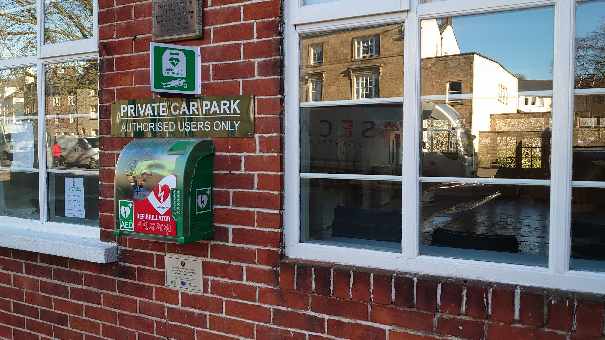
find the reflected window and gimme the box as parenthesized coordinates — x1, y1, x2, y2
(307, 76, 323, 102)
(310, 44, 324, 65)
(45, 60, 99, 226)
(353, 35, 379, 59)
(419, 7, 554, 265)
(353, 71, 379, 99)
(299, 23, 403, 250)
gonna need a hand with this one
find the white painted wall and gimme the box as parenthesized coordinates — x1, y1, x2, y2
(471, 55, 519, 151)
(420, 19, 460, 58)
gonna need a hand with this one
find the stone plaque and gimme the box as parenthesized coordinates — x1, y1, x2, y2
(153, 0, 203, 42)
(165, 254, 202, 293)
(110, 96, 255, 138)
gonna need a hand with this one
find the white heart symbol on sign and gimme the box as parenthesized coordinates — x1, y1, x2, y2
(147, 175, 177, 215)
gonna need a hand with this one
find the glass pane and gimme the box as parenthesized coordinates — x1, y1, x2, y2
(421, 182, 549, 266)
(0, 0, 37, 59)
(420, 8, 554, 180)
(44, 0, 93, 44)
(303, 0, 341, 5)
(576, 0, 605, 89)
(571, 187, 605, 272)
(45, 60, 98, 225)
(301, 178, 401, 252)
(300, 23, 403, 102)
(0, 67, 38, 219)
(301, 104, 402, 175)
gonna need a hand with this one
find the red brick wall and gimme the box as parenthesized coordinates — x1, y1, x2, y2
(0, 0, 604, 339)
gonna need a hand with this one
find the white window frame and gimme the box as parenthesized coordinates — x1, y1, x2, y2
(284, 0, 605, 294)
(307, 76, 324, 101)
(0, 0, 116, 263)
(353, 35, 380, 59)
(352, 71, 379, 99)
(310, 44, 324, 65)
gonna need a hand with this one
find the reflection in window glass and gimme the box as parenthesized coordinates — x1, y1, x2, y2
(421, 8, 554, 180)
(300, 23, 403, 102)
(301, 178, 401, 252)
(44, 0, 93, 44)
(421, 183, 550, 266)
(0, 67, 38, 219)
(571, 187, 605, 272)
(45, 60, 98, 225)
(303, 0, 341, 4)
(0, 0, 37, 59)
(301, 104, 402, 175)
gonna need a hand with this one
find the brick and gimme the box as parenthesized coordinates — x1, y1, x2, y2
(244, 154, 282, 172)
(440, 282, 463, 315)
(333, 269, 351, 299)
(138, 300, 165, 319)
(40, 281, 69, 298)
(25, 292, 52, 308)
(214, 174, 254, 190)
(279, 263, 295, 290)
(210, 280, 257, 301)
(166, 307, 206, 328)
(233, 191, 280, 209)
(311, 295, 368, 321)
(490, 287, 515, 323)
(389, 331, 439, 340)
(102, 293, 138, 313)
(118, 313, 154, 332)
(203, 261, 243, 281)
(26, 319, 53, 337)
(243, 2, 280, 20)
(314, 267, 331, 296)
(371, 305, 434, 332)
(273, 309, 325, 333)
(256, 249, 280, 266)
(53, 327, 85, 340)
(246, 267, 278, 286)
(352, 271, 371, 302)
(213, 23, 254, 43)
(85, 305, 118, 324)
(53, 298, 84, 316)
(195, 329, 236, 340)
(466, 285, 488, 319)
(12, 302, 38, 318)
(0, 257, 24, 273)
(203, 44, 241, 62)
(84, 274, 116, 292)
(209, 315, 255, 338)
(394, 276, 414, 308)
(40, 310, 68, 326)
(296, 264, 313, 294)
(437, 316, 484, 340)
(256, 20, 280, 39)
(416, 279, 438, 312)
(136, 267, 164, 285)
(256, 211, 281, 229)
(101, 324, 137, 339)
(520, 291, 544, 327)
(115, 54, 149, 71)
(487, 324, 565, 340)
(259, 288, 308, 310)
(328, 319, 386, 340)
(181, 293, 223, 313)
(13, 329, 40, 339)
(256, 325, 306, 340)
(116, 281, 153, 299)
(546, 298, 573, 332)
(203, 80, 241, 96)
(255, 116, 281, 134)
(70, 316, 101, 335)
(242, 77, 281, 96)
(574, 300, 604, 337)
(257, 173, 282, 191)
(70, 287, 102, 305)
(224, 300, 269, 323)
(373, 273, 392, 305)
(214, 155, 242, 171)
(12, 275, 39, 291)
(205, 6, 241, 26)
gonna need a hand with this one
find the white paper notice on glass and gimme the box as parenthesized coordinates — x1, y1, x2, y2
(65, 177, 85, 218)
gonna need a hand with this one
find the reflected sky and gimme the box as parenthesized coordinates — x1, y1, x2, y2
(452, 7, 554, 80)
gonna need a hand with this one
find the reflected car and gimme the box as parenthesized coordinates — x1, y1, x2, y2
(53, 136, 99, 169)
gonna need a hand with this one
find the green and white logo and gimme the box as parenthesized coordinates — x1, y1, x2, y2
(118, 200, 134, 231)
(151, 42, 201, 95)
(196, 188, 211, 214)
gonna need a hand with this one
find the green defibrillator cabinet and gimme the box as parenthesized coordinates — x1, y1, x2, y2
(114, 139, 214, 243)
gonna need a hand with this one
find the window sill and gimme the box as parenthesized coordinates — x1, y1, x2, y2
(0, 217, 118, 263)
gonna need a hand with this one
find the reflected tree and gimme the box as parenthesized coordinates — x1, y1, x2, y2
(577, 22, 605, 88)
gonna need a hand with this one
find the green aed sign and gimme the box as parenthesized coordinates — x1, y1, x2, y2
(151, 42, 201, 95)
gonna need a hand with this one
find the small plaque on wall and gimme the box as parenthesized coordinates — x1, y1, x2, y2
(165, 254, 202, 293)
(153, 0, 203, 42)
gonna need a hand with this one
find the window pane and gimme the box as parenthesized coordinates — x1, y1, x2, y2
(421, 8, 554, 180)
(0, 0, 37, 59)
(301, 104, 402, 175)
(420, 182, 550, 266)
(574, 2, 605, 181)
(0, 67, 38, 219)
(44, 0, 93, 44)
(303, 0, 340, 4)
(45, 60, 98, 225)
(301, 178, 401, 252)
(300, 23, 403, 102)
(571, 187, 605, 272)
